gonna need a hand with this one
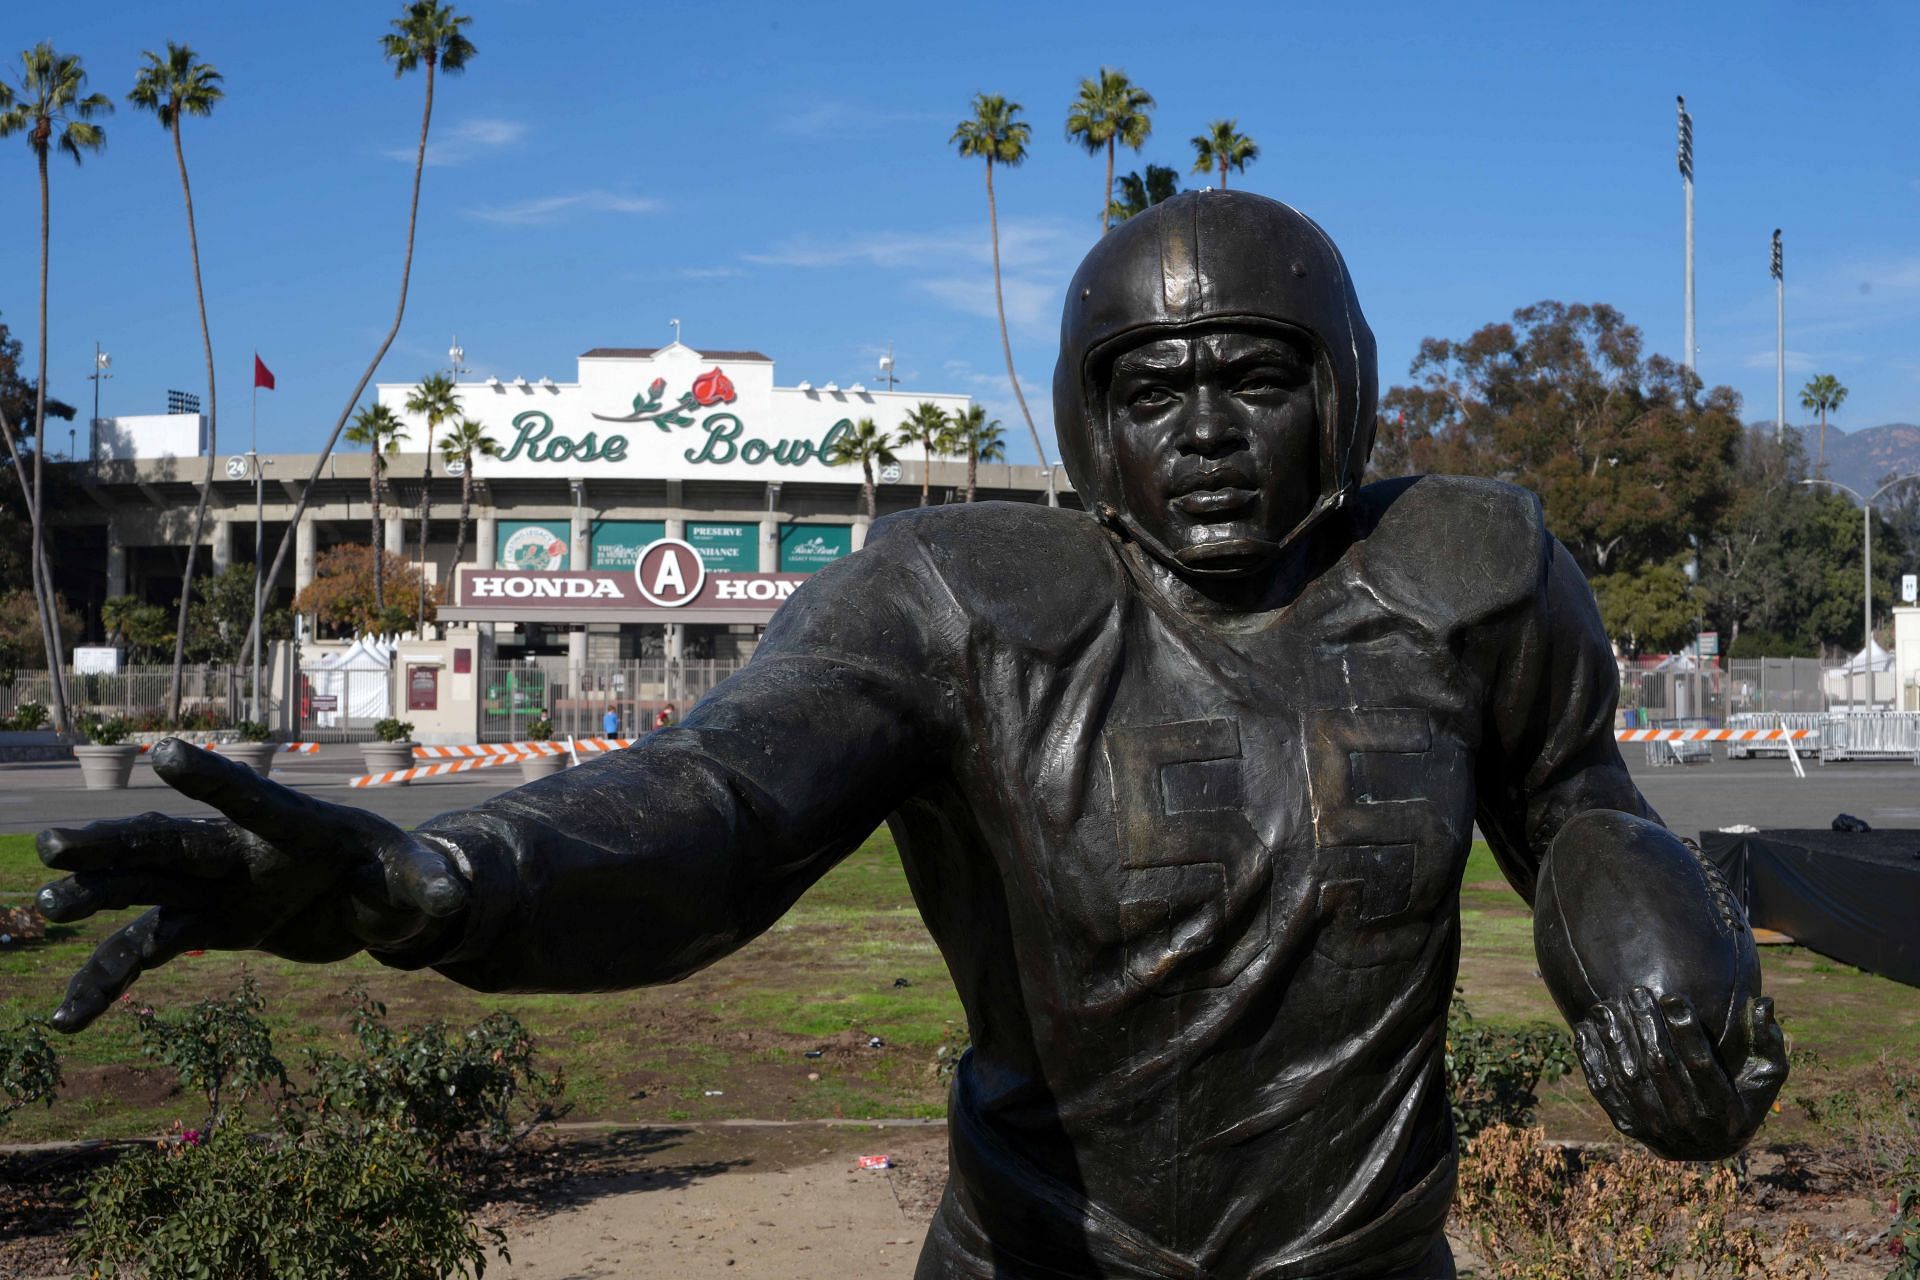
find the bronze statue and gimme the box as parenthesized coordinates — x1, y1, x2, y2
(38, 191, 1785, 1279)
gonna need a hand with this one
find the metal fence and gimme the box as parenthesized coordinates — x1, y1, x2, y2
(0, 663, 274, 729)
(292, 666, 399, 743)
(1818, 712, 1920, 764)
(1619, 657, 1831, 727)
(478, 658, 749, 742)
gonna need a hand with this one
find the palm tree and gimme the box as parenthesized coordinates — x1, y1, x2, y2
(0, 44, 111, 734)
(344, 403, 407, 611)
(825, 417, 897, 519)
(1799, 373, 1849, 476)
(1190, 119, 1259, 189)
(897, 402, 952, 507)
(404, 372, 458, 632)
(132, 42, 225, 723)
(437, 416, 498, 579)
(1066, 68, 1154, 235)
(1109, 163, 1180, 224)
(240, 1, 474, 673)
(952, 94, 1053, 504)
(950, 404, 1006, 504)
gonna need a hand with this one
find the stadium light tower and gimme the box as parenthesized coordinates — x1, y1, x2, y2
(1772, 231, 1785, 441)
(1678, 96, 1695, 378)
(1801, 474, 1920, 703)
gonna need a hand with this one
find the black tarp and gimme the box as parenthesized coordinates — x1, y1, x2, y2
(1699, 829, 1920, 988)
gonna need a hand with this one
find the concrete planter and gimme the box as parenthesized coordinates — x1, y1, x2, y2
(223, 742, 277, 776)
(74, 744, 138, 790)
(518, 750, 569, 783)
(359, 741, 418, 786)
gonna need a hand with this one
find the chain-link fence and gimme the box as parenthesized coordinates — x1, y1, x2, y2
(478, 658, 748, 742)
(0, 664, 275, 730)
(1618, 657, 1831, 727)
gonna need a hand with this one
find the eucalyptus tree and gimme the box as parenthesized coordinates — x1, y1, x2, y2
(0, 43, 112, 732)
(404, 372, 459, 632)
(1190, 119, 1259, 189)
(131, 42, 226, 721)
(343, 403, 407, 611)
(1066, 68, 1154, 235)
(241, 1, 474, 668)
(437, 416, 498, 580)
(1798, 373, 1848, 476)
(825, 417, 897, 519)
(952, 94, 1051, 501)
(949, 403, 1006, 504)
(896, 402, 952, 507)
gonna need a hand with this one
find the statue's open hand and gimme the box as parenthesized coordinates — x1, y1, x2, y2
(1574, 986, 1787, 1160)
(35, 739, 468, 1033)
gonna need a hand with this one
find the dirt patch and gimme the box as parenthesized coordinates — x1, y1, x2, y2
(55, 1063, 182, 1111)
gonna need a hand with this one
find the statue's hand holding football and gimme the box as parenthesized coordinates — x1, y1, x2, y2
(1575, 987, 1787, 1160)
(34, 739, 469, 1033)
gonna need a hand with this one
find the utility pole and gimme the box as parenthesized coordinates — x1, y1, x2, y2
(878, 342, 899, 391)
(1678, 96, 1695, 378)
(87, 344, 111, 476)
(1772, 230, 1785, 442)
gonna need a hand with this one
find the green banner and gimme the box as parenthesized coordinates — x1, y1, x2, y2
(778, 523, 852, 573)
(685, 521, 759, 573)
(590, 519, 667, 569)
(496, 519, 571, 571)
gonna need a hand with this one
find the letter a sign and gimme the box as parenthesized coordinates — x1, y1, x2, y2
(634, 538, 707, 608)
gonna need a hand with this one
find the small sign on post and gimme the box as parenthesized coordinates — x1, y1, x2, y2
(1697, 631, 1720, 658)
(1904, 574, 1917, 605)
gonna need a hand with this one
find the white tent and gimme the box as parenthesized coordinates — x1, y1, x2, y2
(306, 636, 394, 726)
(1828, 638, 1893, 676)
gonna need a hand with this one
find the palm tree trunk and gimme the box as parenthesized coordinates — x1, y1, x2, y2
(921, 434, 930, 506)
(167, 117, 219, 722)
(1219, 157, 1228, 190)
(1102, 139, 1114, 235)
(1818, 408, 1826, 476)
(861, 461, 875, 519)
(32, 146, 71, 734)
(371, 464, 385, 612)
(967, 448, 978, 504)
(986, 159, 1049, 502)
(241, 54, 438, 671)
(449, 462, 472, 576)
(415, 433, 433, 635)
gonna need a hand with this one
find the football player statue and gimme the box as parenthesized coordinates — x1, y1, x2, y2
(38, 191, 1785, 1278)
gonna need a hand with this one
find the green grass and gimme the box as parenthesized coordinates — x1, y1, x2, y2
(4, 832, 1917, 1144)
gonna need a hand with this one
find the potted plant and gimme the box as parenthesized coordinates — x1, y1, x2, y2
(74, 716, 138, 790)
(223, 721, 277, 777)
(359, 718, 417, 786)
(519, 714, 567, 782)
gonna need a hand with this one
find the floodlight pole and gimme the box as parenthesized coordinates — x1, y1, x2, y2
(1802, 473, 1920, 707)
(1772, 231, 1785, 441)
(1678, 97, 1695, 379)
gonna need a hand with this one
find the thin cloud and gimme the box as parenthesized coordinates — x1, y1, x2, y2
(777, 100, 947, 139)
(678, 265, 745, 279)
(385, 117, 528, 166)
(919, 274, 1063, 333)
(1739, 348, 1817, 374)
(745, 219, 1078, 271)
(465, 191, 663, 226)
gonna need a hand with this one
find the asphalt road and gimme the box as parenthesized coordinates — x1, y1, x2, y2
(0, 741, 1914, 842)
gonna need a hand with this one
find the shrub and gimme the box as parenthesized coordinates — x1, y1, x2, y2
(0, 1015, 61, 1126)
(7, 698, 46, 730)
(1795, 1054, 1920, 1199)
(374, 717, 415, 743)
(81, 715, 132, 745)
(299, 990, 564, 1164)
(527, 715, 553, 742)
(234, 718, 273, 743)
(1452, 1123, 1832, 1279)
(130, 974, 289, 1130)
(69, 1122, 501, 1280)
(1891, 1174, 1920, 1280)
(1445, 998, 1574, 1138)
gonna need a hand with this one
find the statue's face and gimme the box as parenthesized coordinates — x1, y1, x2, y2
(1102, 329, 1319, 574)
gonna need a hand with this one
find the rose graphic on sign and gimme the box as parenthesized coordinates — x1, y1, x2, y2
(593, 368, 735, 429)
(502, 525, 569, 571)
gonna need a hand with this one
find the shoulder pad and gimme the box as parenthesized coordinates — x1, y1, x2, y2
(1347, 475, 1547, 625)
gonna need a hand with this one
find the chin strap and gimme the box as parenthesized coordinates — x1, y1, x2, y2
(1098, 489, 1350, 579)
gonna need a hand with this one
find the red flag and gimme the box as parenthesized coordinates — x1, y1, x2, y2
(254, 354, 275, 391)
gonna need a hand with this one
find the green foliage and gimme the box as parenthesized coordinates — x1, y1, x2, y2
(1891, 1176, 1920, 1280)
(187, 564, 292, 665)
(69, 1122, 500, 1280)
(299, 990, 563, 1160)
(374, 717, 415, 742)
(234, 719, 272, 742)
(81, 714, 131, 745)
(131, 974, 289, 1130)
(1109, 163, 1179, 223)
(0, 1014, 61, 1125)
(951, 93, 1031, 169)
(1445, 999, 1574, 1138)
(5, 697, 46, 729)
(1590, 556, 1697, 658)
(101, 594, 173, 663)
(1189, 118, 1258, 186)
(527, 715, 553, 741)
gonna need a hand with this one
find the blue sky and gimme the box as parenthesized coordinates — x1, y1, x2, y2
(3, 0, 1916, 465)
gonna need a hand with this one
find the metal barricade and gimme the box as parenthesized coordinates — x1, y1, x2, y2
(1644, 719, 1714, 767)
(1725, 711, 1827, 759)
(1818, 712, 1920, 764)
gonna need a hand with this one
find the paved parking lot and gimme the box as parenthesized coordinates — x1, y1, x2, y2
(0, 742, 1913, 841)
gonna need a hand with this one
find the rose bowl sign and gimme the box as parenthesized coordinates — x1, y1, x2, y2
(452, 538, 810, 622)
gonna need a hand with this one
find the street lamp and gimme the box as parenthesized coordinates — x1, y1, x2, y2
(1801, 473, 1920, 706)
(87, 345, 112, 472)
(449, 338, 468, 381)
